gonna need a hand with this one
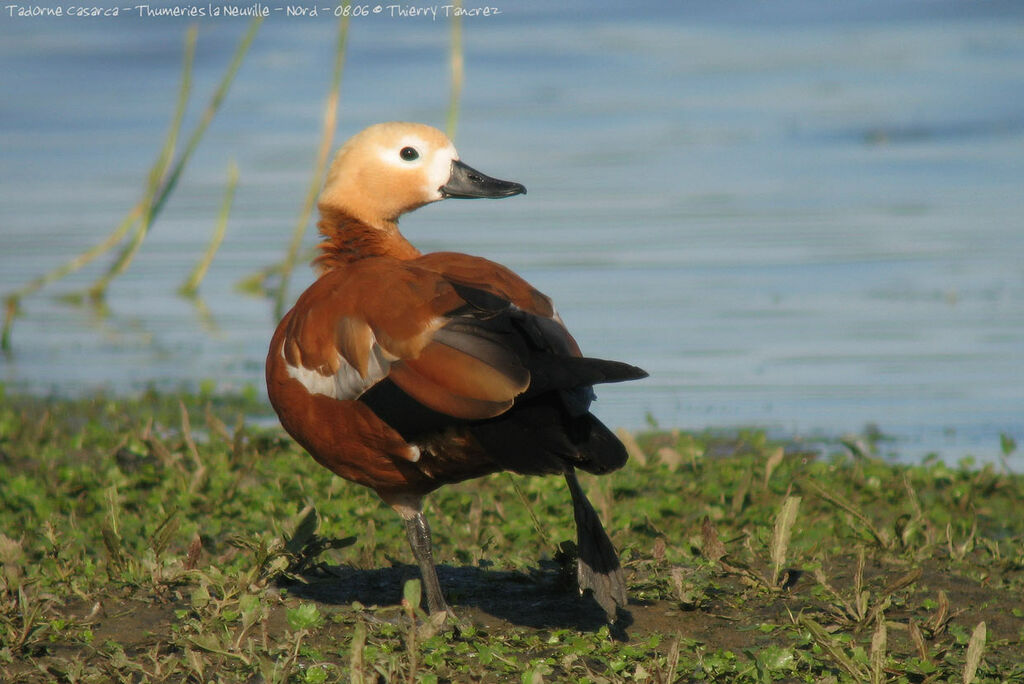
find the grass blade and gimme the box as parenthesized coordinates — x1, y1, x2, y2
(509, 473, 552, 548)
(799, 614, 868, 681)
(806, 479, 892, 549)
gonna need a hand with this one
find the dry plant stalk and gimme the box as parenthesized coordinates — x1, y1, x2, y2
(180, 402, 208, 494)
(946, 518, 978, 560)
(660, 634, 681, 682)
(908, 619, 929, 661)
(770, 496, 800, 586)
(349, 621, 367, 684)
(763, 446, 784, 487)
(870, 616, 887, 684)
(402, 578, 421, 683)
(963, 621, 986, 684)
(806, 479, 893, 549)
(924, 589, 961, 636)
(731, 467, 752, 515)
(615, 428, 647, 466)
(700, 516, 727, 563)
(799, 614, 868, 681)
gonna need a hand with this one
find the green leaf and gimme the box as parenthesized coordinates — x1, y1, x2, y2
(758, 645, 795, 671)
(286, 602, 323, 631)
(403, 578, 422, 613)
(304, 666, 328, 684)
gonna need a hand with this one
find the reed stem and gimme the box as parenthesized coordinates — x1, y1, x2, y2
(446, 0, 464, 141)
(273, 8, 351, 320)
(2, 26, 202, 351)
(89, 18, 262, 300)
(2, 205, 141, 351)
(179, 161, 239, 297)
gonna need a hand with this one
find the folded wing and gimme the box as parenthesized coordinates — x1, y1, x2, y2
(279, 253, 645, 440)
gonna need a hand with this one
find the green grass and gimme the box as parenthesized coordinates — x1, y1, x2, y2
(1, 389, 1023, 682)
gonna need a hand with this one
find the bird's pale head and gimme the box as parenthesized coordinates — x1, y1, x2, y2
(318, 122, 525, 229)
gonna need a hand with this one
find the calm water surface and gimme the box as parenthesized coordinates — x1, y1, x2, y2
(2, 1, 1023, 462)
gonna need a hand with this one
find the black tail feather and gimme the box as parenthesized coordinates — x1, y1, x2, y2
(569, 414, 628, 474)
(526, 356, 647, 399)
(565, 470, 627, 621)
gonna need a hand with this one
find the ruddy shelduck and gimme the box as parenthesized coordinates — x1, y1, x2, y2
(266, 122, 646, 620)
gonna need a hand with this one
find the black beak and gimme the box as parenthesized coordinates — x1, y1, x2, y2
(439, 160, 526, 199)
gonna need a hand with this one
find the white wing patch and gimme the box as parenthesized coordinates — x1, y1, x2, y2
(282, 341, 392, 401)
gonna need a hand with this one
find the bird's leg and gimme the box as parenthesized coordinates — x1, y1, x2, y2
(565, 469, 627, 621)
(403, 511, 449, 615)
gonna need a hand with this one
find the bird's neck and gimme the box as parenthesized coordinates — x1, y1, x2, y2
(313, 207, 421, 273)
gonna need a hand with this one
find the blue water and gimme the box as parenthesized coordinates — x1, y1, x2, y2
(2, 1, 1023, 463)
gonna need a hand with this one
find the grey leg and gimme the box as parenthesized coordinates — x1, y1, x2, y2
(404, 511, 449, 614)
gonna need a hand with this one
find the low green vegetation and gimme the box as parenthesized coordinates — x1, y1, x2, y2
(1, 388, 1022, 682)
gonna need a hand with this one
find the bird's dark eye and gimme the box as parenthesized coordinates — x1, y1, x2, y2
(400, 146, 419, 162)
